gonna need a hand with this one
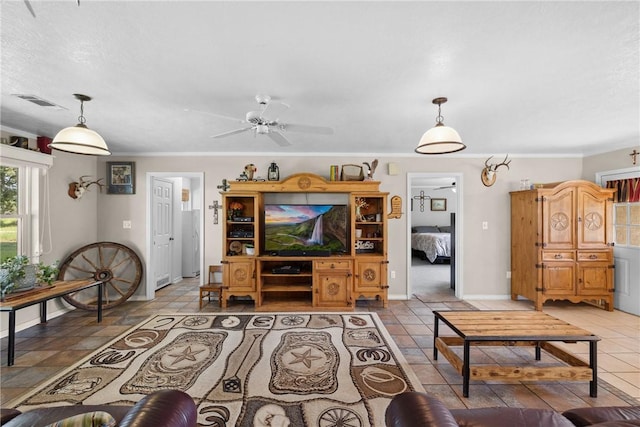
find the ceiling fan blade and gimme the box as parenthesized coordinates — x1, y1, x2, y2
(185, 108, 246, 124)
(211, 127, 253, 139)
(435, 183, 456, 190)
(24, 0, 36, 17)
(261, 101, 290, 122)
(279, 123, 334, 135)
(266, 131, 292, 147)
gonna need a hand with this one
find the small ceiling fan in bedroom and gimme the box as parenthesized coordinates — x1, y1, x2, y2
(434, 182, 456, 191)
(188, 94, 334, 147)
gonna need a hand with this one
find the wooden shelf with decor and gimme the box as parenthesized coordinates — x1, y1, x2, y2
(351, 193, 389, 307)
(220, 173, 388, 310)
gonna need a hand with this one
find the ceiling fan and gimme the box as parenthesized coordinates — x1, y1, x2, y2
(434, 182, 456, 190)
(189, 95, 334, 147)
(23, 0, 80, 18)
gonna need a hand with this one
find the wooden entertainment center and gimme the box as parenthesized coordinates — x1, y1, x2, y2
(221, 173, 389, 310)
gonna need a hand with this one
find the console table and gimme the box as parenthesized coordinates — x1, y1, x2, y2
(433, 310, 599, 398)
(0, 279, 103, 366)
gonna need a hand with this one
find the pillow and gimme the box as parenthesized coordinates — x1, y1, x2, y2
(438, 226, 452, 233)
(45, 411, 116, 427)
(412, 226, 440, 233)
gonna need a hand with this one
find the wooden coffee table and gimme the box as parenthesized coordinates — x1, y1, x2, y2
(433, 310, 599, 398)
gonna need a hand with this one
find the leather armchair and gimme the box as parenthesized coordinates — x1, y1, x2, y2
(1, 389, 197, 427)
(385, 391, 640, 427)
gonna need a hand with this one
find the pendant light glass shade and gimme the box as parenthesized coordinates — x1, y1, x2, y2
(416, 123, 465, 154)
(50, 94, 111, 156)
(415, 97, 465, 155)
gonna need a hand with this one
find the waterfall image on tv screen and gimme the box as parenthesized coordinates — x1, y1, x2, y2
(264, 204, 348, 253)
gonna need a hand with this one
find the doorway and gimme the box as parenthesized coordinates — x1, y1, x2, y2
(407, 173, 463, 300)
(145, 172, 204, 300)
(596, 167, 640, 315)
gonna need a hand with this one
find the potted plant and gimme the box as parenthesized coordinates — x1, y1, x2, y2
(0, 255, 29, 300)
(37, 261, 59, 286)
(0, 256, 59, 301)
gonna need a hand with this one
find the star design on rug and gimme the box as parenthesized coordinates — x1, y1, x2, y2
(289, 347, 322, 369)
(168, 345, 205, 365)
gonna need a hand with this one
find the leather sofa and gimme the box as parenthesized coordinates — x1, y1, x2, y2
(0, 389, 197, 427)
(385, 391, 640, 427)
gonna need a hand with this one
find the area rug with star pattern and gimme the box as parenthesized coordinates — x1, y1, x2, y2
(9, 312, 424, 426)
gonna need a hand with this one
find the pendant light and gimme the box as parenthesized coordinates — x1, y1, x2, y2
(50, 94, 111, 156)
(415, 97, 465, 155)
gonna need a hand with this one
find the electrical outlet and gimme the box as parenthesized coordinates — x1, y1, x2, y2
(482, 221, 488, 230)
(391, 270, 396, 279)
(123, 220, 132, 229)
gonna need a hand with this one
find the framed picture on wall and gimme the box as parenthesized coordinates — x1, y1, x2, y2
(431, 198, 446, 211)
(107, 161, 135, 194)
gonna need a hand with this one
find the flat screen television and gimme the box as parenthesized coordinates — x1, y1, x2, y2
(264, 204, 348, 254)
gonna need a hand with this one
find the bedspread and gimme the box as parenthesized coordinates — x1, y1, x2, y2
(411, 232, 451, 263)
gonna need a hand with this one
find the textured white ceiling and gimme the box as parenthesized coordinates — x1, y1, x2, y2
(1, 1, 638, 156)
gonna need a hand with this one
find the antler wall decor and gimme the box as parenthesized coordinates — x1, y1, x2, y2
(481, 154, 511, 187)
(68, 176, 104, 199)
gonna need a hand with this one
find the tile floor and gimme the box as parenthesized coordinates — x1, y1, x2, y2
(1, 278, 638, 412)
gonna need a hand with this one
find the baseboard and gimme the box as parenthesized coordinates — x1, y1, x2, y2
(0, 306, 74, 339)
(388, 293, 410, 300)
(463, 294, 513, 300)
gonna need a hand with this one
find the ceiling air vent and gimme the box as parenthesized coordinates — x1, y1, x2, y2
(12, 94, 66, 109)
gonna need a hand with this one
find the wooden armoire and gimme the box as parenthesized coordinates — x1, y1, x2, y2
(510, 180, 616, 311)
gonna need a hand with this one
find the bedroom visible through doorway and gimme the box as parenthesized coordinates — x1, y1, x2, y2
(407, 173, 461, 301)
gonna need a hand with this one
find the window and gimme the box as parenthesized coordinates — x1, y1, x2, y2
(0, 144, 52, 261)
(614, 203, 640, 248)
(1, 165, 21, 259)
(607, 177, 640, 248)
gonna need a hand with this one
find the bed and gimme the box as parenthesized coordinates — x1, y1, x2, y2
(411, 213, 456, 290)
(411, 225, 451, 263)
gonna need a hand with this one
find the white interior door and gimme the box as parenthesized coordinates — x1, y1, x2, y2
(153, 177, 173, 289)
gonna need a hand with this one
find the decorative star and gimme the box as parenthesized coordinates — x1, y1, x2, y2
(168, 345, 205, 365)
(289, 347, 322, 369)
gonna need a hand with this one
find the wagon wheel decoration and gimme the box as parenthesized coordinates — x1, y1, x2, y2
(57, 242, 143, 310)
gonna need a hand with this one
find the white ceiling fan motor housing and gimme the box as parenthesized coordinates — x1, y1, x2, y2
(256, 124, 270, 134)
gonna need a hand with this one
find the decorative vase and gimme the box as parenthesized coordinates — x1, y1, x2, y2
(14, 264, 37, 291)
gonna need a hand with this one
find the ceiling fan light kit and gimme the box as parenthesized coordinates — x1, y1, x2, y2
(415, 97, 466, 155)
(50, 94, 111, 156)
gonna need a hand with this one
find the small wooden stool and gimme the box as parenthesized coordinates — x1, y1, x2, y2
(199, 265, 224, 309)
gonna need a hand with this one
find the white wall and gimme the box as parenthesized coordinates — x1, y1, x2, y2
(410, 187, 457, 227)
(582, 146, 640, 180)
(3, 150, 633, 336)
(95, 155, 587, 302)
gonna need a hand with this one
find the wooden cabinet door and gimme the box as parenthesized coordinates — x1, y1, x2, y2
(224, 260, 255, 291)
(315, 272, 351, 307)
(577, 187, 612, 249)
(542, 262, 575, 295)
(577, 262, 612, 295)
(543, 187, 575, 249)
(354, 259, 386, 293)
